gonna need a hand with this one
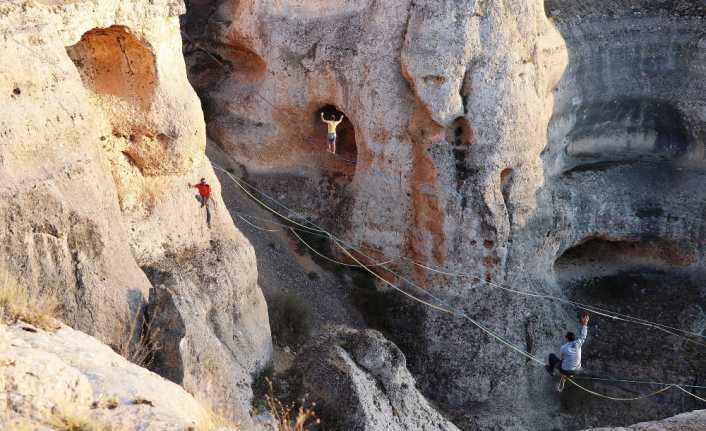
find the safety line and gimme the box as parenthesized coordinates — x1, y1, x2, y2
(237, 213, 327, 237)
(334, 240, 459, 315)
(565, 378, 673, 402)
(335, 237, 706, 402)
(215, 162, 706, 346)
(575, 376, 706, 390)
(235, 211, 398, 268)
(214, 165, 327, 234)
(416, 261, 706, 346)
(236, 214, 281, 232)
(290, 228, 394, 268)
(350, 241, 706, 346)
(293, 215, 706, 393)
(213, 162, 706, 402)
(676, 385, 706, 403)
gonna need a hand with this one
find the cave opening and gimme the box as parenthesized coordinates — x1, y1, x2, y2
(66, 26, 160, 216)
(315, 104, 358, 171)
(554, 237, 696, 279)
(66, 25, 156, 111)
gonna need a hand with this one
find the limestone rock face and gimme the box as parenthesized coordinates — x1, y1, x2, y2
(184, 0, 706, 429)
(0, 322, 232, 430)
(1, 0, 271, 424)
(293, 326, 460, 431)
(585, 409, 706, 431)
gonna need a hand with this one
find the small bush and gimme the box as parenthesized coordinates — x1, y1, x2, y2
(267, 291, 311, 348)
(0, 273, 59, 331)
(46, 401, 108, 431)
(252, 364, 275, 404)
(115, 308, 160, 368)
(266, 379, 318, 431)
(130, 397, 154, 407)
(252, 364, 275, 412)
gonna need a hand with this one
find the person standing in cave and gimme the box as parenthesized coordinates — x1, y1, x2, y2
(546, 313, 590, 392)
(320, 112, 344, 154)
(188, 178, 212, 228)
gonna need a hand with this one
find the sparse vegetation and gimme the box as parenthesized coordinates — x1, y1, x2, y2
(115, 309, 160, 368)
(267, 290, 312, 348)
(194, 403, 238, 431)
(6, 418, 41, 431)
(266, 379, 319, 431)
(130, 397, 154, 407)
(0, 272, 59, 331)
(252, 363, 275, 408)
(46, 400, 109, 431)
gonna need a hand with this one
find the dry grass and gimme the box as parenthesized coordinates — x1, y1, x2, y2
(266, 380, 319, 431)
(6, 417, 42, 431)
(130, 396, 154, 407)
(194, 403, 239, 431)
(46, 401, 110, 431)
(0, 273, 59, 331)
(115, 310, 160, 368)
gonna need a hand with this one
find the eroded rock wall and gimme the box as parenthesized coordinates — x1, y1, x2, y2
(185, 0, 706, 429)
(0, 322, 232, 430)
(1, 0, 271, 425)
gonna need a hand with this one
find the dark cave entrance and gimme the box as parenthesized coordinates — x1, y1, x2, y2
(315, 105, 358, 169)
(553, 238, 706, 427)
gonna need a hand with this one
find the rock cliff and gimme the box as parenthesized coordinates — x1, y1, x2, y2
(586, 409, 706, 431)
(1, 0, 271, 425)
(293, 326, 460, 431)
(183, 0, 706, 429)
(0, 322, 235, 430)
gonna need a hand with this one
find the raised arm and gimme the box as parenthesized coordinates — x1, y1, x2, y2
(575, 314, 589, 347)
(334, 115, 344, 126)
(320, 112, 326, 122)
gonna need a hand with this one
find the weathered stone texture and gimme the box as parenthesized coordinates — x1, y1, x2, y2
(184, 0, 706, 429)
(293, 326, 460, 431)
(0, 0, 271, 425)
(0, 322, 232, 430)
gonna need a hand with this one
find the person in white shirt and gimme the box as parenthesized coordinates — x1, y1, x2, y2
(546, 313, 590, 391)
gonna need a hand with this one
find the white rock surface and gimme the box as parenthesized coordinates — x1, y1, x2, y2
(0, 322, 232, 430)
(586, 409, 706, 431)
(294, 326, 460, 431)
(0, 0, 271, 424)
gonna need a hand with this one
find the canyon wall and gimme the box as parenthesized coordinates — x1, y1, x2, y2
(184, 0, 706, 429)
(0, 0, 271, 425)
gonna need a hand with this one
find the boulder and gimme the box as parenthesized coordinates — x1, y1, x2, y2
(293, 326, 460, 431)
(586, 409, 706, 431)
(0, 322, 234, 430)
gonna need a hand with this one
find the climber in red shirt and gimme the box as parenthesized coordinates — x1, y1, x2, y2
(189, 178, 211, 208)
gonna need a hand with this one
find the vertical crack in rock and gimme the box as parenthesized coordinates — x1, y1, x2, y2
(144, 268, 186, 385)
